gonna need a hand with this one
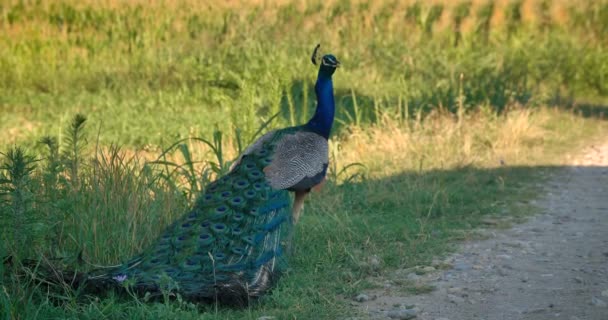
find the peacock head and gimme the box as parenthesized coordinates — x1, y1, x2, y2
(311, 44, 340, 77)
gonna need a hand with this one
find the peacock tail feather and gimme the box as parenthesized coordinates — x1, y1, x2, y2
(86, 130, 298, 305)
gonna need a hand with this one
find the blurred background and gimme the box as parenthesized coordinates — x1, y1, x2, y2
(1, 0, 606, 148)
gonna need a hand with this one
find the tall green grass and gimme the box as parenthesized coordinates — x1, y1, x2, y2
(2, 107, 607, 319)
(1, 0, 607, 148)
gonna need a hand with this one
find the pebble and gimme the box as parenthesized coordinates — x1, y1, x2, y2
(523, 307, 546, 314)
(369, 255, 382, 271)
(447, 287, 463, 294)
(481, 218, 500, 225)
(591, 296, 607, 307)
(422, 266, 436, 273)
(407, 273, 421, 281)
(453, 262, 471, 271)
(574, 276, 583, 284)
(447, 294, 465, 304)
(385, 309, 417, 319)
(601, 289, 608, 297)
(354, 294, 371, 302)
(431, 259, 442, 267)
(497, 267, 508, 277)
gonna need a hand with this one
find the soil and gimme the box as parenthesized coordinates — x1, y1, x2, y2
(355, 142, 608, 320)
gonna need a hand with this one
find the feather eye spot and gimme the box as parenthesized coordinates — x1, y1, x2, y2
(186, 258, 198, 266)
(198, 233, 214, 245)
(214, 253, 226, 260)
(242, 235, 255, 245)
(244, 190, 256, 198)
(231, 247, 245, 255)
(212, 223, 227, 233)
(230, 196, 244, 206)
(150, 259, 159, 264)
(233, 213, 244, 222)
(248, 170, 264, 180)
(221, 191, 232, 198)
(234, 179, 249, 189)
(245, 163, 255, 169)
(181, 222, 191, 228)
(232, 227, 242, 235)
(201, 220, 211, 228)
(177, 236, 186, 241)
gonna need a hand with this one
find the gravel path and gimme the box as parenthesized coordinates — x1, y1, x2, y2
(355, 142, 608, 320)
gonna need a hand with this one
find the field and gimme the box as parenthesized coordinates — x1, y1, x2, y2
(1, 0, 608, 319)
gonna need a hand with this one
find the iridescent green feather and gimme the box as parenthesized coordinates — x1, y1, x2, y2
(87, 131, 297, 304)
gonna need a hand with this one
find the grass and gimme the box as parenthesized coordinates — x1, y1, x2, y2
(1, 0, 607, 148)
(1, 0, 608, 319)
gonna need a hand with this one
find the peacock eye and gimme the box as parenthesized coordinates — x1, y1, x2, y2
(230, 196, 244, 206)
(231, 247, 244, 255)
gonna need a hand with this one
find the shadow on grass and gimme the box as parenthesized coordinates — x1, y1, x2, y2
(300, 164, 607, 272)
(1, 159, 606, 318)
(569, 102, 608, 120)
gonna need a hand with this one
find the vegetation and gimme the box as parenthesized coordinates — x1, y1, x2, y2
(1, 0, 607, 318)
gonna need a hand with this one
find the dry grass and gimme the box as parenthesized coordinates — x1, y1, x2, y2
(334, 106, 561, 178)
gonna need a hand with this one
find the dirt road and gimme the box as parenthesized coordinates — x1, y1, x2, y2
(357, 143, 608, 320)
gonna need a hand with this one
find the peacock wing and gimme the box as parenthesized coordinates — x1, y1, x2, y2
(263, 131, 328, 191)
(229, 130, 278, 172)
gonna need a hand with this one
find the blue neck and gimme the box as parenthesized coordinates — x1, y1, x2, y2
(306, 74, 335, 139)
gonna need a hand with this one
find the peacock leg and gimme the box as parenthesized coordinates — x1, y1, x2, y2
(312, 177, 326, 192)
(292, 190, 308, 224)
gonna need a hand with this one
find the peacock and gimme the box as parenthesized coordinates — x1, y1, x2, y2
(12, 45, 340, 306)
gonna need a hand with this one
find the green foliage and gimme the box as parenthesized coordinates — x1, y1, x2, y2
(453, 1, 472, 46)
(1, 0, 607, 149)
(475, 1, 494, 43)
(0, 147, 39, 255)
(505, 0, 523, 37)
